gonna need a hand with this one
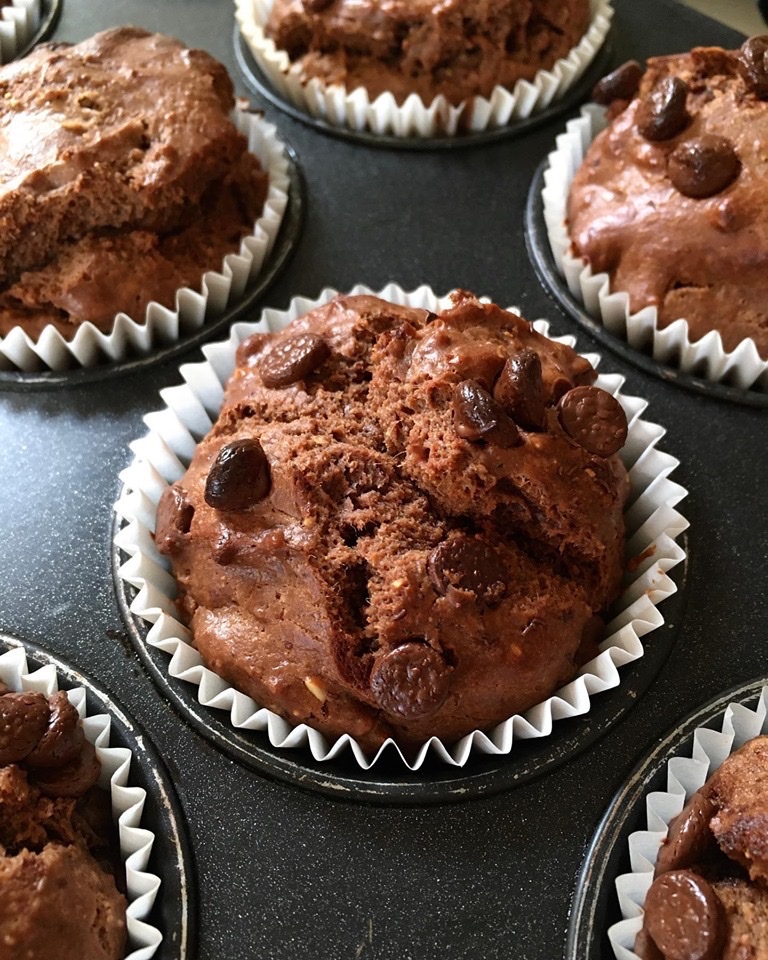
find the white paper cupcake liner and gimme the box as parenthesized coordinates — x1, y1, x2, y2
(0, 110, 291, 373)
(543, 104, 768, 392)
(235, 0, 613, 137)
(0, 645, 162, 960)
(0, 0, 40, 64)
(113, 282, 688, 772)
(607, 685, 768, 959)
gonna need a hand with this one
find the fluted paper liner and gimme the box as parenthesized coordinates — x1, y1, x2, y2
(543, 104, 768, 391)
(607, 686, 768, 959)
(113, 282, 688, 771)
(235, 0, 613, 137)
(0, 646, 162, 959)
(0, 110, 291, 373)
(0, 0, 40, 64)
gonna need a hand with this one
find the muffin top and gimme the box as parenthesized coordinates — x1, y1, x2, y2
(568, 41, 768, 357)
(265, 0, 591, 105)
(638, 735, 768, 960)
(0, 684, 127, 960)
(156, 292, 629, 751)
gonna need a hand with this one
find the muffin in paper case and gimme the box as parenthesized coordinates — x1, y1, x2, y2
(113, 282, 688, 772)
(607, 685, 768, 959)
(543, 104, 768, 392)
(0, 644, 163, 960)
(235, 0, 613, 138)
(0, 110, 291, 373)
(0, 0, 40, 64)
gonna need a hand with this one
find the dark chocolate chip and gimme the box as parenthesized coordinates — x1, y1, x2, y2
(33, 739, 101, 798)
(592, 60, 644, 105)
(654, 791, 719, 877)
(24, 691, 85, 770)
(370, 642, 451, 719)
(643, 870, 725, 960)
(428, 537, 507, 605)
(453, 380, 521, 448)
(558, 386, 628, 457)
(204, 439, 271, 511)
(302, 0, 333, 10)
(636, 76, 690, 141)
(493, 350, 547, 430)
(667, 135, 740, 199)
(257, 333, 330, 388)
(0, 692, 49, 764)
(737, 35, 768, 99)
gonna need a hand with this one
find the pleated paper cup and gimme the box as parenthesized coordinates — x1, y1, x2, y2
(0, 645, 163, 960)
(113, 282, 688, 772)
(0, 0, 40, 63)
(0, 110, 291, 373)
(235, 0, 613, 137)
(607, 686, 768, 959)
(543, 104, 768, 392)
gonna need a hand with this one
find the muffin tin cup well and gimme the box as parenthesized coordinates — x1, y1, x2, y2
(234, 0, 614, 143)
(528, 104, 768, 403)
(0, 632, 196, 960)
(566, 676, 768, 960)
(112, 282, 689, 794)
(0, 113, 302, 381)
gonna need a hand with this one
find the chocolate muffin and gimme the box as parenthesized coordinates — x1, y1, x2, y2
(0, 685, 127, 960)
(0, 27, 268, 340)
(637, 735, 768, 960)
(568, 41, 768, 358)
(263, 0, 591, 106)
(155, 291, 629, 752)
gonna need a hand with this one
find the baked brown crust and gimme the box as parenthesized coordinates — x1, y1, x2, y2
(265, 0, 591, 106)
(0, 27, 268, 336)
(155, 292, 629, 751)
(568, 45, 768, 358)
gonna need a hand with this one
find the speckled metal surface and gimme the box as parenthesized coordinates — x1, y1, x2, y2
(0, 2, 765, 959)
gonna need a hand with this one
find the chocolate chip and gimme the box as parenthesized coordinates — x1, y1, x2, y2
(668, 135, 740, 199)
(737, 35, 768, 99)
(0, 692, 49, 764)
(33, 739, 101, 798)
(24, 691, 85, 770)
(369, 643, 451, 719)
(654, 792, 719, 877)
(257, 333, 330, 388)
(636, 76, 690, 141)
(592, 60, 644, 105)
(493, 350, 547, 430)
(558, 386, 628, 457)
(453, 380, 521, 448)
(643, 870, 725, 960)
(428, 537, 506, 605)
(302, 0, 333, 10)
(204, 439, 271, 511)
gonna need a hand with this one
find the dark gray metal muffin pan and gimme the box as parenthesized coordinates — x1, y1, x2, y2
(1, 2, 765, 958)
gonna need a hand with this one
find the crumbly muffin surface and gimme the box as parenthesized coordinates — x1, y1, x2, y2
(568, 44, 768, 357)
(0, 687, 126, 960)
(156, 292, 629, 750)
(0, 27, 267, 337)
(265, 0, 591, 106)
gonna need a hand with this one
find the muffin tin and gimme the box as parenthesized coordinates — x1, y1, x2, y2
(1, 1, 766, 958)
